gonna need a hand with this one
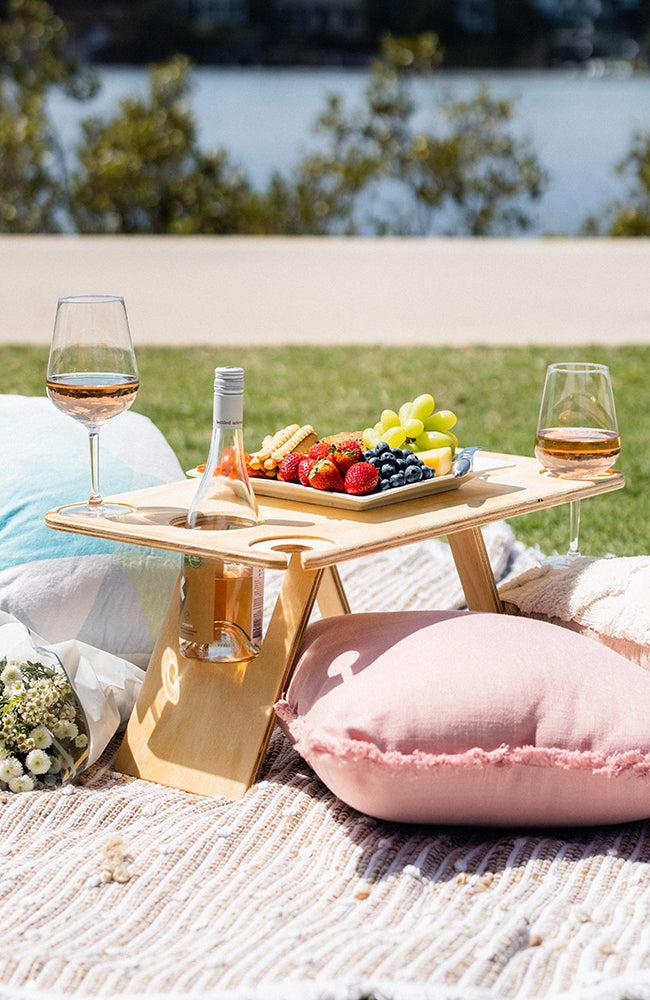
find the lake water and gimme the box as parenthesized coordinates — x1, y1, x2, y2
(49, 65, 650, 236)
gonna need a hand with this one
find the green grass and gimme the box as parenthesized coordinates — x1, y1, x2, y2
(5, 343, 648, 558)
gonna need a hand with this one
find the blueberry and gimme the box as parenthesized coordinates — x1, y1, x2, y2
(363, 450, 375, 461)
(380, 463, 396, 478)
(405, 465, 423, 483)
(367, 455, 382, 468)
(404, 453, 420, 465)
(389, 472, 406, 489)
(422, 466, 436, 479)
(379, 478, 392, 490)
(375, 441, 390, 454)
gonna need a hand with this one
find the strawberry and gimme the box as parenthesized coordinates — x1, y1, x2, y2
(308, 457, 345, 492)
(343, 462, 379, 495)
(308, 440, 334, 461)
(298, 456, 316, 486)
(338, 438, 364, 457)
(278, 451, 304, 483)
(329, 441, 364, 476)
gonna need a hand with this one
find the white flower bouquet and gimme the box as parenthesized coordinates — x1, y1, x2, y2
(0, 612, 145, 794)
(0, 650, 90, 792)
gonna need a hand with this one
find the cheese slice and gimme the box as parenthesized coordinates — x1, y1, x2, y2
(414, 446, 453, 476)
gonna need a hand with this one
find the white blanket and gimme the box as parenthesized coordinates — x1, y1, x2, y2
(499, 554, 650, 670)
(2, 524, 650, 1000)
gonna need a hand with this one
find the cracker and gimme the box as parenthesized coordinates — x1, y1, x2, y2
(271, 425, 317, 461)
(253, 424, 300, 463)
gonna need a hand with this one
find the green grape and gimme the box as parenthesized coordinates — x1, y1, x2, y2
(380, 409, 400, 430)
(398, 401, 413, 424)
(414, 430, 456, 451)
(423, 409, 457, 432)
(374, 421, 384, 434)
(383, 425, 407, 448)
(363, 427, 381, 449)
(410, 393, 435, 421)
(403, 417, 424, 439)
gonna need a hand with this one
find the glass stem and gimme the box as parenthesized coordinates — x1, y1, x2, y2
(88, 429, 103, 507)
(568, 499, 581, 559)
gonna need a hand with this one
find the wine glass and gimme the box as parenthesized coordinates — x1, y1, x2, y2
(46, 294, 139, 517)
(535, 362, 620, 561)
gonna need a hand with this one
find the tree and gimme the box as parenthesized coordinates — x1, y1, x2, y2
(605, 130, 650, 236)
(1, 2, 548, 237)
(256, 34, 547, 236)
(0, 0, 96, 232)
(582, 130, 650, 236)
(70, 55, 256, 234)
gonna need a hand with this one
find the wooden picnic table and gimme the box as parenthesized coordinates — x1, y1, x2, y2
(46, 451, 624, 800)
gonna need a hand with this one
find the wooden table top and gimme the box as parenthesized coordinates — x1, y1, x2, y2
(45, 451, 625, 572)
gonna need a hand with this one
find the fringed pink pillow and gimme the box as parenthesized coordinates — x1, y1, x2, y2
(275, 610, 650, 827)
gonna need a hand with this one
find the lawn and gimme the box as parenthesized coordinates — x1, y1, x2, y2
(4, 343, 648, 558)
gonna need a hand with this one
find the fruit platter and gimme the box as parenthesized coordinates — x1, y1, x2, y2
(187, 393, 513, 510)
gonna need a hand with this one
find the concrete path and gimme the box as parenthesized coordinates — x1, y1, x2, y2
(1, 235, 649, 346)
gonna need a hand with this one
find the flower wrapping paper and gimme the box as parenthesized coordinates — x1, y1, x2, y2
(0, 610, 144, 769)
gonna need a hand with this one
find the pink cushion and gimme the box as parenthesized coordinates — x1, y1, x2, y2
(275, 611, 650, 826)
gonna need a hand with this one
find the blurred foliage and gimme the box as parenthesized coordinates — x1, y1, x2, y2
(0, 83, 60, 230)
(71, 54, 256, 234)
(2, 2, 650, 235)
(582, 129, 650, 236)
(248, 34, 548, 235)
(0, 0, 95, 95)
(0, 0, 97, 232)
(0, 4, 548, 236)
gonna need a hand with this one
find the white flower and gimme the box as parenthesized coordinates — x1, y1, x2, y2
(4, 680, 24, 696)
(0, 654, 87, 791)
(0, 757, 23, 782)
(25, 749, 52, 776)
(0, 664, 23, 687)
(9, 774, 34, 793)
(29, 726, 53, 750)
(52, 721, 78, 740)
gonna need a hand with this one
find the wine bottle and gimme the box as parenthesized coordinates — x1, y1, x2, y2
(179, 367, 264, 663)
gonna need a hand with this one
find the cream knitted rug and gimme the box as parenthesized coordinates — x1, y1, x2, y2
(4, 525, 650, 1000)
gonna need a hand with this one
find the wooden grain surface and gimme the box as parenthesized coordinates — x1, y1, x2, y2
(99, 451, 624, 798)
(46, 452, 625, 571)
(115, 555, 331, 798)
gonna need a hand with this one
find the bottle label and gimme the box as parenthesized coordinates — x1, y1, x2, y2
(213, 392, 243, 430)
(179, 559, 264, 650)
(180, 556, 219, 643)
(251, 566, 264, 643)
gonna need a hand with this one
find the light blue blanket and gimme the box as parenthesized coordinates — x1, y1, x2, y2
(0, 395, 182, 665)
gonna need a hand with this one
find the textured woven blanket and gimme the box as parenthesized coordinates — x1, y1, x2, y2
(4, 525, 650, 1000)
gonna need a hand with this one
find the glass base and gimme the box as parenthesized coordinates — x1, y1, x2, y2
(539, 551, 582, 569)
(55, 500, 137, 518)
(180, 622, 261, 664)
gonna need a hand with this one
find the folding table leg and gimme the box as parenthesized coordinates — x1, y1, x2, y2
(447, 526, 503, 613)
(316, 565, 351, 618)
(115, 554, 323, 799)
